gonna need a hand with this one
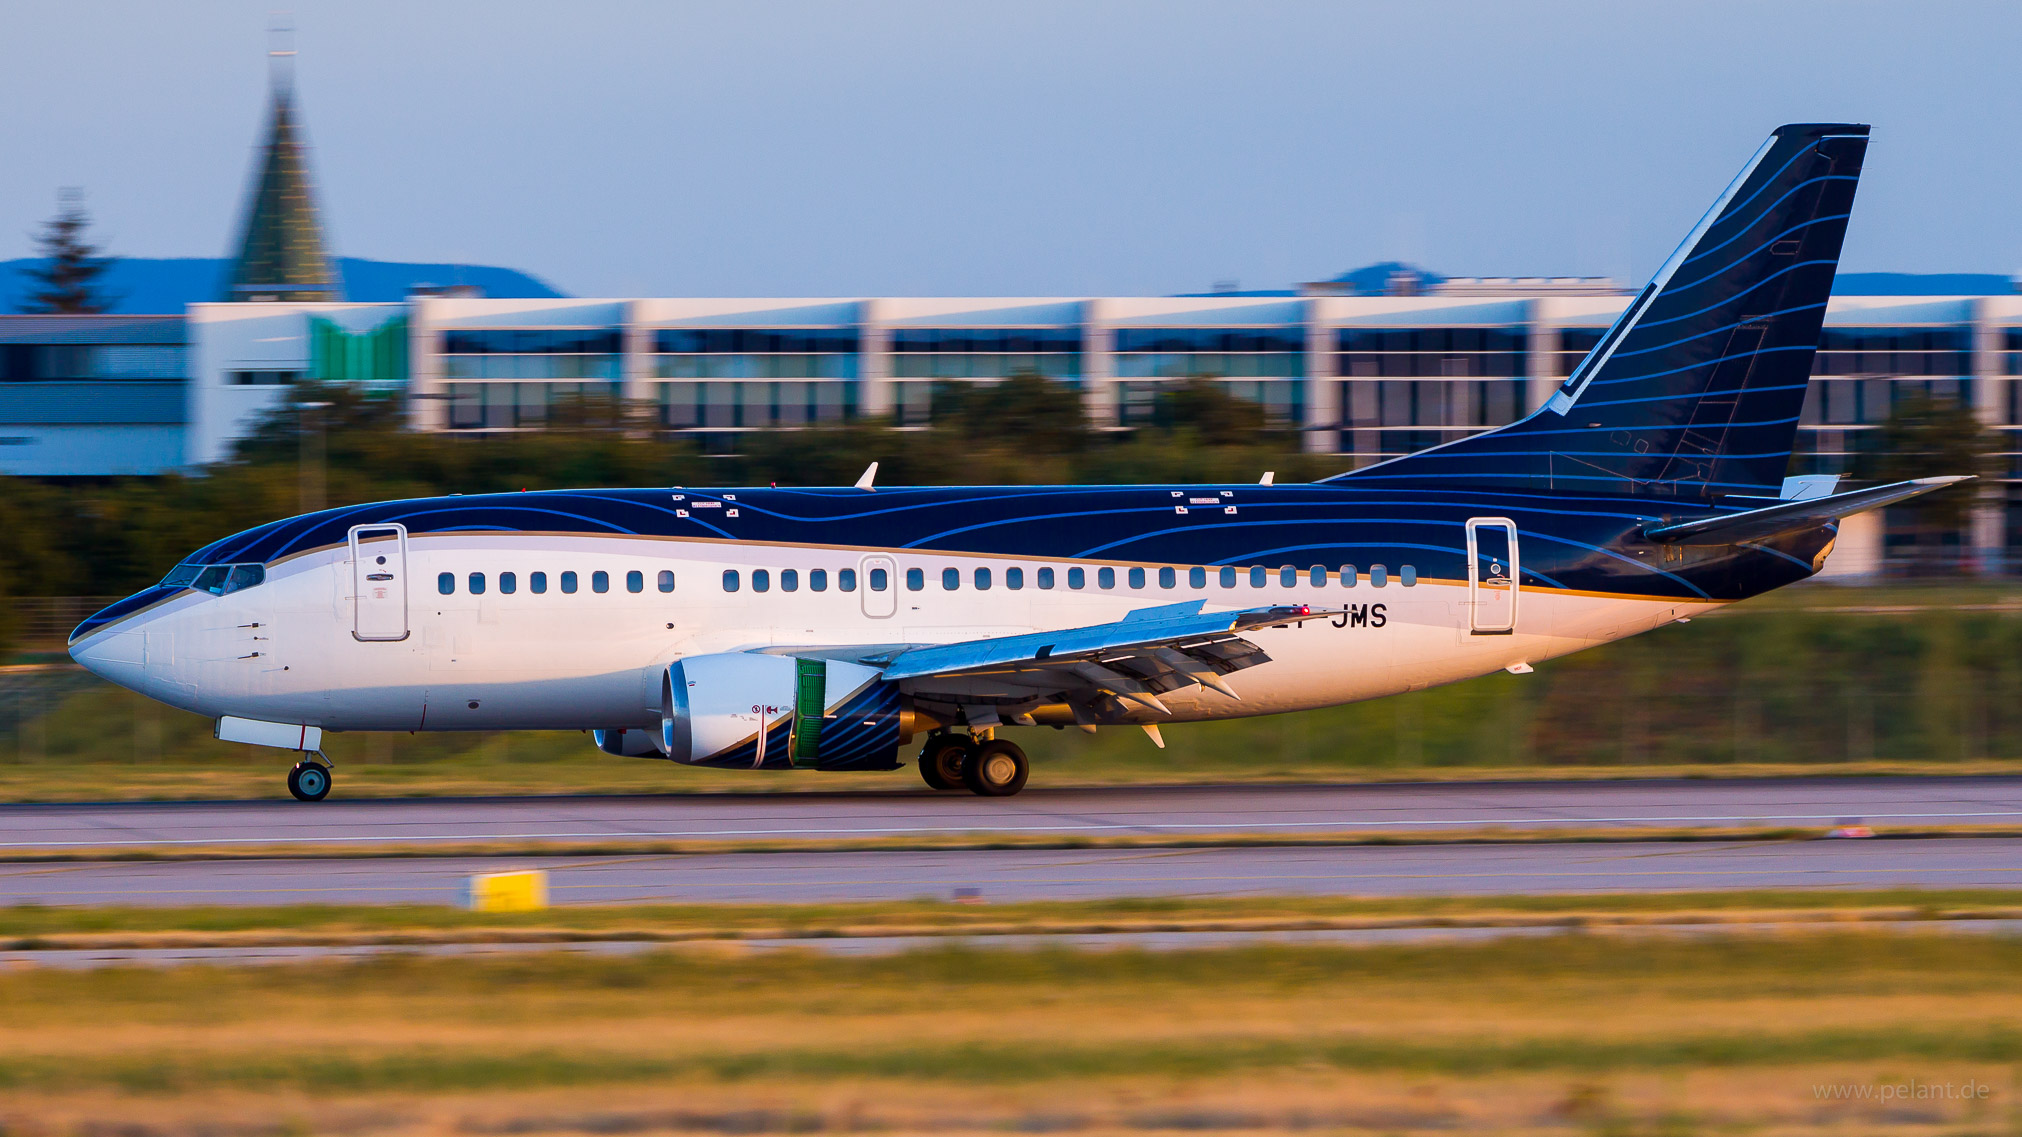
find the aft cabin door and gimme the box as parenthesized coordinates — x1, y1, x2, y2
(1465, 517, 1519, 635)
(350, 524, 410, 642)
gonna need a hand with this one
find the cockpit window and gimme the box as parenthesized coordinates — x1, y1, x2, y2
(176, 562, 267, 596)
(225, 564, 265, 593)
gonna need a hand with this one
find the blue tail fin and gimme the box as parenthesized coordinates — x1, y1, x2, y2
(1333, 123, 1869, 499)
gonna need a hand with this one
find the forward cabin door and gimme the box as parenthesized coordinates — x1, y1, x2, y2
(349, 524, 411, 642)
(1465, 517, 1518, 635)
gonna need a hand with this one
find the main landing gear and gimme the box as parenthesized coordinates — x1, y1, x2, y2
(287, 754, 333, 802)
(917, 733, 1029, 797)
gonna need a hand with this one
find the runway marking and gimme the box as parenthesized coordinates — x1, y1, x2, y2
(5, 809, 2022, 850)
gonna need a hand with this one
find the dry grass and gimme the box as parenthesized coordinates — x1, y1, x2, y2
(7, 886, 2022, 943)
(1, 931, 2020, 1134)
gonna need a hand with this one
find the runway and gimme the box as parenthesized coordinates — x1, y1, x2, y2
(3, 776, 2018, 852)
(3, 838, 2017, 906)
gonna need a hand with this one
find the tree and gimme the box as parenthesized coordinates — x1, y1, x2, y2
(21, 189, 117, 314)
(932, 371, 1091, 455)
(1855, 391, 1999, 569)
(1152, 376, 1280, 446)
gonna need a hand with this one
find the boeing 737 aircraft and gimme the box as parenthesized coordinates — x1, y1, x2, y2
(69, 123, 1966, 799)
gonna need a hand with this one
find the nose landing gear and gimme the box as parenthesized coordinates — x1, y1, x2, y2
(916, 733, 1029, 796)
(287, 753, 333, 801)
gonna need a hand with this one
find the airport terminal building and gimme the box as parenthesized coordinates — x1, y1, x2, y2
(2, 74, 2017, 575)
(3, 282, 2019, 577)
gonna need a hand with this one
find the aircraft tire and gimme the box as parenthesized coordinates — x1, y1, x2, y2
(287, 762, 332, 802)
(918, 735, 970, 791)
(963, 739, 1028, 797)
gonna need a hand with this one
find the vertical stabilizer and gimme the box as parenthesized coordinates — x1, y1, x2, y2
(1334, 123, 1869, 499)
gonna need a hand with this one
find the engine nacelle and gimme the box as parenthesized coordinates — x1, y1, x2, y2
(661, 652, 902, 770)
(593, 727, 667, 759)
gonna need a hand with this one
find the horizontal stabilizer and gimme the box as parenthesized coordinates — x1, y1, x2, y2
(1643, 476, 1972, 544)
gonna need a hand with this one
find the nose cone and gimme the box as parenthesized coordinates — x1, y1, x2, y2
(70, 628, 150, 689)
(68, 586, 179, 693)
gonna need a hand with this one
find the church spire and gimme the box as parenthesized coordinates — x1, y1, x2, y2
(224, 27, 340, 302)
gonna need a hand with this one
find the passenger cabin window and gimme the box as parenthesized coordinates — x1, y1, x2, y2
(750, 569, 769, 593)
(500, 571, 518, 595)
(1401, 565, 1417, 586)
(1097, 567, 1115, 589)
(942, 568, 960, 590)
(532, 571, 548, 594)
(1158, 567, 1175, 589)
(1250, 566, 1266, 588)
(1370, 565, 1388, 587)
(1219, 566, 1235, 588)
(562, 571, 579, 594)
(906, 568, 925, 591)
(974, 567, 992, 590)
(658, 570, 675, 592)
(1280, 566, 1297, 587)
(1038, 567, 1055, 589)
(780, 569, 798, 592)
(1310, 566, 1326, 587)
(592, 570, 611, 594)
(722, 570, 740, 592)
(468, 572, 486, 595)
(437, 572, 455, 595)
(840, 568, 858, 592)
(627, 570, 644, 593)
(869, 567, 888, 591)
(1129, 568, 1146, 589)
(1340, 566, 1357, 586)
(1007, 567, 1024, 590)
(809, 569, 827, 592)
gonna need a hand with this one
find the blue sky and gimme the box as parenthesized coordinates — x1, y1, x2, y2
(2, 1, 2016, 296)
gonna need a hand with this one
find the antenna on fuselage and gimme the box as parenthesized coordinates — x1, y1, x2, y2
(1258, 471, 1274, 486)
(853, 462, 879, 491)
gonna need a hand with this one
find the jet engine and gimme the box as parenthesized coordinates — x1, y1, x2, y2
(660, 652, 903, 770)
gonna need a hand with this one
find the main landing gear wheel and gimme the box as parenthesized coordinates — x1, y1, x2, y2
(287, 762, 331, 802)
(963, 739, 1029, 797)
(918, 734, 972, 791)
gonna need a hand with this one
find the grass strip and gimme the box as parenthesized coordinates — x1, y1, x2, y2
(8, 904, 2022, 953)
(5, 1027, 2021, 1093)
(7, 887, 2022, 943)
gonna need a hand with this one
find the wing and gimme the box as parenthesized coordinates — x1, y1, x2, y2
(1643, 476, 1971, 545)
(843, 599, 1335, 729)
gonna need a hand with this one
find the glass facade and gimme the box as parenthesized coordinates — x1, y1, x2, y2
(440, 328, 622, 382)
(1, 344, 184, 381)
(888, 327, 1081, 425)
(1796, 326, 1976, 476)
(652, 328, 859, 431)
(1112, 327, 1305, 426)
(1337, 327, 1529, 462)
(447, 382, 622, 430)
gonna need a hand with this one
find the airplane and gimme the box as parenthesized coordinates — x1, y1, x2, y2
(68, 122, 1967, 801)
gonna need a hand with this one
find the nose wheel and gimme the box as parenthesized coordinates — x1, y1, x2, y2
(287, 759, 332, 802)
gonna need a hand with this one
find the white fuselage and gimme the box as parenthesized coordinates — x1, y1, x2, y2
(73, 531, 1718, 738)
